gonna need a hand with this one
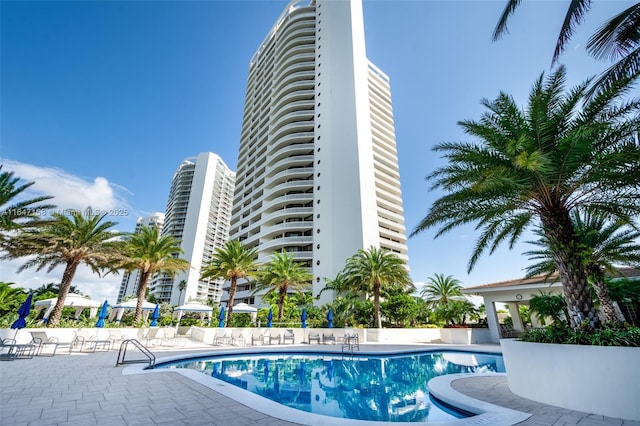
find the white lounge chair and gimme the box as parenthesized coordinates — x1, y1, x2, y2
(213, 330, 232, 346)
(283, 329, 295, 344)
(231, 329, 247, 346)
(70, 329, 111, 352)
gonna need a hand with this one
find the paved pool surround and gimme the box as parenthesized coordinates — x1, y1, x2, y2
(1, 339, 637, 425)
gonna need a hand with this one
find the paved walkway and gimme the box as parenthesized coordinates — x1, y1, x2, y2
(451, 376, 639, 426)
(1, 341, 637, 425)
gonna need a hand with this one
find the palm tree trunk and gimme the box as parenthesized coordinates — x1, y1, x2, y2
(135, 270, 151, 324)
(278, 289, 286, 322)
(374, 282, 382, 329)
(226, 277, 237, 325)
(589, 267, 623, 324)
(47, 259, 80, 327)
(542, 209, 598, 330)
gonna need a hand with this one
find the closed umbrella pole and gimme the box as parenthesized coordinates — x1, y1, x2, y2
(326, 308, 333, 328)
(301, 308, 307, 329)
(150, 304, 160, 327)
(11, 293, 33, 340)
(218, 306, 225, 328)
(95, 300, 108, 328)
(267, 307, 273, 328)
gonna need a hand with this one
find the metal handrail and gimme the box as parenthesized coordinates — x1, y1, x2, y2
(115, 339, 156, 369)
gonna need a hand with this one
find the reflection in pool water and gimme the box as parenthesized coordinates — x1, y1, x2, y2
(161, 351, 505, 423)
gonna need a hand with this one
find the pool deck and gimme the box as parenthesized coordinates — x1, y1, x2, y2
(1, 340, 637, 426)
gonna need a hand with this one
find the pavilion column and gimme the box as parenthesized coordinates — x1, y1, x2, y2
(508, 302, 524, 331)
(484, 299, 501, 343)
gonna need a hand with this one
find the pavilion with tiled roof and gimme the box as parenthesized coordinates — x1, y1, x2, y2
(462, 267, 640, 343)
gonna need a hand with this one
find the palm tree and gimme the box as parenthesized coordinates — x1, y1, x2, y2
(420, 273, 466, 310)
(525, 210, 640, 323)
(177, 279, 187, 303)
(253, 251, 312, 322)
(0, 165, 55, 239)
(493, 1, 640, 95)
(411, 66, 640, 330)
(342, 246, 414, 329)
(4, 210, 122, 327)
(200, 240, 257, 325)
(120, 226, 190, 323)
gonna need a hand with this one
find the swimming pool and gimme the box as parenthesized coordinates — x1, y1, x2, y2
(157, 350, 505, 423)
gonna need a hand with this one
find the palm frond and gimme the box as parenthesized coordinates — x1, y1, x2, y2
(552, 0, 592, 64)
(587, 3, 640, 61)
(492, 0, 523, 41)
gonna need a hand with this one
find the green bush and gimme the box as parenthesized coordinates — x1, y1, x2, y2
(520, 325, 640, 347)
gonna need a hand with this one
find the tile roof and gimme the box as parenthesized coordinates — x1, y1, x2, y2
(462, 267, 640, 292)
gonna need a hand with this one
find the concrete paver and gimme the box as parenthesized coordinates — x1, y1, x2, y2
(1, 341, 636, 425)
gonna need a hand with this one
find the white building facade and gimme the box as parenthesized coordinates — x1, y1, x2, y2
(150, 152, 235, 305)
(227, 0, 408, 307)
(117, 212, 165, 303)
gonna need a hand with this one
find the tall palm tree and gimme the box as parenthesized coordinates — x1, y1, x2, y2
(4, 210, 122, 327)
(493, 1, 640, 94)
(420, 273, 466, 310)
(120, 226, 190, 323)
(253, 251, 312, 322)
(200, 240, 257, 325)
(525, 210, 640, 323)
(0, 166, 55, 239)
(411, 66, 640, 330)
(342, 246, 414, 329)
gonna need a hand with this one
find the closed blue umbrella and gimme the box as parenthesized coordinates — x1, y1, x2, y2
(301, 308, 307, 329)
(267, 308, 273, 327)
(218, 306, 225, 327)
(95, 300, 108, 327)
(326, 308, 333, 328)
(150, 303, 160, 326)
(11, 293, 33, 338)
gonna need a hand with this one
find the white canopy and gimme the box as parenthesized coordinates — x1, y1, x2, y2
(34, 294, 102, 322)
(232, 302, 258, 313)
(231, 302, 258, 321)
(108, 300, 156, 322)
(173, 303, 213, 323)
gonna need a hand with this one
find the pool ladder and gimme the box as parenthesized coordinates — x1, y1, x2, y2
(115, 339, 156, 369)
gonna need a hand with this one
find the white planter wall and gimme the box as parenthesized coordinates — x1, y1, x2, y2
(501, 339, 640, 421)
(440, 328, 492, 344)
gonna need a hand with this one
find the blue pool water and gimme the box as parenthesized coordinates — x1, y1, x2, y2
(158, 351, 505, 423)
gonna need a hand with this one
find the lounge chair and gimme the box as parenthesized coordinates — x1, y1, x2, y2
(29, 331, 59, 356)
(143, 328, 162, 346)
(107, 329, 129, 349)
(308, 332, 320, 344)
(322, 333, 336, 344)
(213, 331, 232, 346)
(282, 329, 295, 344)
(251, 331, 265, 345)
(160, 328, 185, 347)
(71, 329, 111, 352)
(231, 329, 247, 346)
(0, 338, 36, 360)
(342, 329, 359, 351)
(267, 330, 281, 345)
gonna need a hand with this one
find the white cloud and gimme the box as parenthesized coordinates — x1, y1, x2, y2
(1, 160, 130, 303)
(1, 159, 131, 213)
(0, 257, 122, 303)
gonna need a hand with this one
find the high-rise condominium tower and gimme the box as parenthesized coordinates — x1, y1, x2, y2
(150, 152, 235, 305)
(228, 0, 408, 306)
(117, 212, 165, 303)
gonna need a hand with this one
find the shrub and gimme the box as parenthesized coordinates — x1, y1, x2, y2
(520, 325, 640, 347)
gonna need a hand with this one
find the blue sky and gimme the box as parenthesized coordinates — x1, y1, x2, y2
(1, 0, 633, 303)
